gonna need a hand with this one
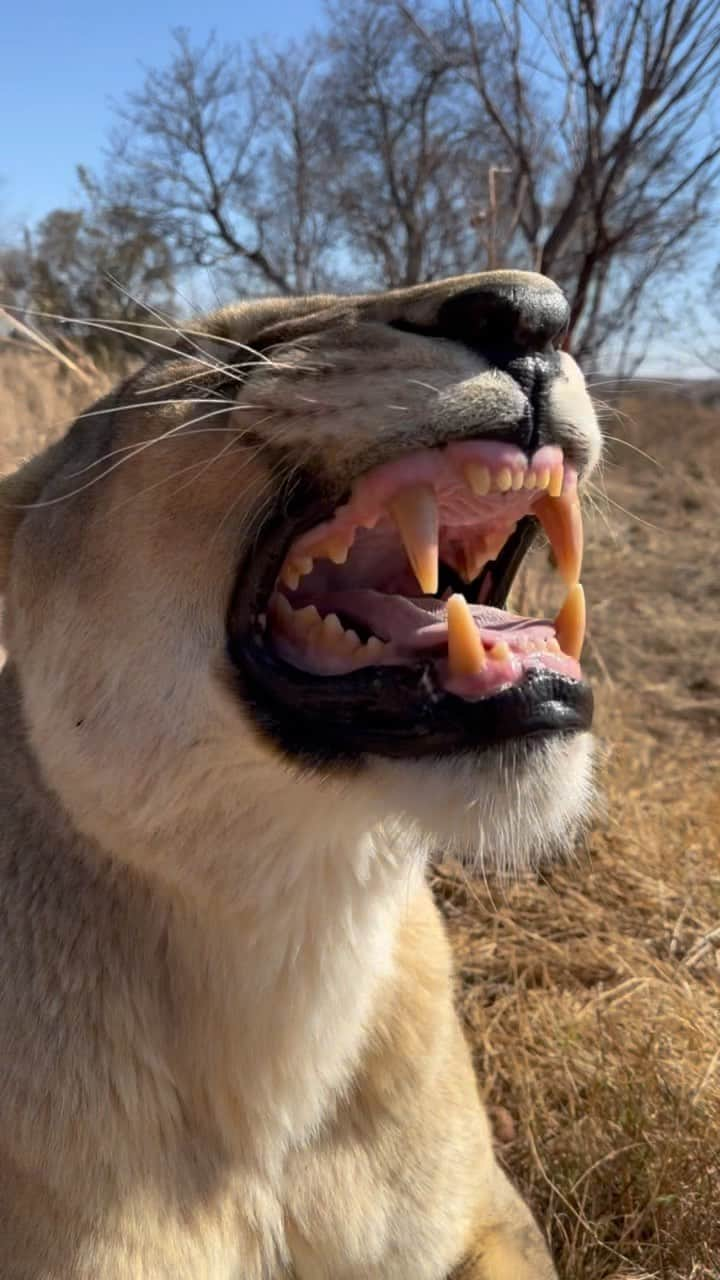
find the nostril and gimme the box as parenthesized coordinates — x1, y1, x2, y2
(436, 282, 570, 354)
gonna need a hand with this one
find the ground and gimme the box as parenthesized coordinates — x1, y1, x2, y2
(1, 347, 718, 1280)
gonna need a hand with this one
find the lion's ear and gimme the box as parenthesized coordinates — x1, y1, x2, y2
(0, 447, 63, 591)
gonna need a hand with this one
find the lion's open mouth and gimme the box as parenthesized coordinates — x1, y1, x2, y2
(228, 438, 592, 759)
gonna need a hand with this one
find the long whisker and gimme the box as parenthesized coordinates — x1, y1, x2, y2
(0, 307, 228, 377)
(12, 404, 260, 506)
(66, 423, 268, 479)
(600, 435, 663, 469)
(585, 480, 666, 532)
(102, 274, 250, 387)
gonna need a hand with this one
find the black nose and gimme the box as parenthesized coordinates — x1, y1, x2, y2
(436, 280, 570, 353)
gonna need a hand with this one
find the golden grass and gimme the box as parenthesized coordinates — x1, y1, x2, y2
(1, 348, 718, 1278)
(0, 345, 112, 474)
(435, 392, 720, 1279)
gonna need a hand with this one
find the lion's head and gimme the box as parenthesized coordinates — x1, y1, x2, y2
(0, 271, 600, 901)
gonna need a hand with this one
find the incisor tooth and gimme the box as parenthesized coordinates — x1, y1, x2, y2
(535, 491, 583, 587)
(281, 565, 300, 591)
(554, 583, 586, 660)
(496, 467, 513, 493)
(523, 471, 536, 490)
(535, 468, 550, 491)
(548, 468, 564, 498)
(512, 470, 525, 490)
(295, 556, 314, 578)
(465, 464, 491, 496)
(389, 485, 439, 595)
(447, 594, 486, 677)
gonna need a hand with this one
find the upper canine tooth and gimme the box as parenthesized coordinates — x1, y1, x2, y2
(389, 485, 439, 595)
(447, 593, 486, 677)
(465, 464, 491, 496)
(295, 556, 314, 578)
(554, 582, 586, 660)
(535, 492, 583, 587)
(280, 564, 300, 590)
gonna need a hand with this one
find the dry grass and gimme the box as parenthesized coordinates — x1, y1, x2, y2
(0, 344, 112, 474)
(1, 348, 718, 1278)
(436, 392, 720, 1279)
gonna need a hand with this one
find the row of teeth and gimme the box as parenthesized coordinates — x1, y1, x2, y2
(268, 587, 584, 673)
(279, 464, 581, 597)
(271, 596, 389, 665)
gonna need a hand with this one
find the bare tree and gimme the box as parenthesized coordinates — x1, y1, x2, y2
(20, 0, 720, 367)
(320, 0, 494, 287)
(409, 0, 720, 361)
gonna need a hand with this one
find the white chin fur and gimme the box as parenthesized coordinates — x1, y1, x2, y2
(366, 732, 595, 878)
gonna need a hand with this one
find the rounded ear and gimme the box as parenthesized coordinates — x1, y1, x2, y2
(0, 443, 65, 591)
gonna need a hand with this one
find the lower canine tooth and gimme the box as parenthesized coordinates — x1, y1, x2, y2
(554, 583, 586, 660)
(447, 594, 486, 676)
(389, 485, 439, 595)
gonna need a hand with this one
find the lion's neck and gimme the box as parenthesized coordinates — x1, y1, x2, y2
(2, 665, 425, 1162)
(162, 803, 423, 1153)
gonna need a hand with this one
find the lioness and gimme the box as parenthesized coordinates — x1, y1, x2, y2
(0, 271, 600, 1279)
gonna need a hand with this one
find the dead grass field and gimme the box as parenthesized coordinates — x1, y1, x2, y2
(1, 348, 718, 1279)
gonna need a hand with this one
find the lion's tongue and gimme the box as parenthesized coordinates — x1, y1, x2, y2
(310, 589, 553, 655)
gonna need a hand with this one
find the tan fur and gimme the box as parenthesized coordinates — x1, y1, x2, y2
(0, 272, 599, 1277)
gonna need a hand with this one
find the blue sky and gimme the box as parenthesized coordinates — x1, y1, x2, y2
(2, 0, 717, 372)
(1, 0, 324, 225)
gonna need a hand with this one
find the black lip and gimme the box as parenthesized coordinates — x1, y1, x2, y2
(228, 630, 593, 763)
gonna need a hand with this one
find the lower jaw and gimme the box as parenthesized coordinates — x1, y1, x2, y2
(229, 635, 593, 763)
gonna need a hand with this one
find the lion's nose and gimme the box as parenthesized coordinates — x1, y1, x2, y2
(436, 279, 570, 353)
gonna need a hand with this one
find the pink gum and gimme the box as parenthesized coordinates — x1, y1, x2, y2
(292, 441, 576, 559)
